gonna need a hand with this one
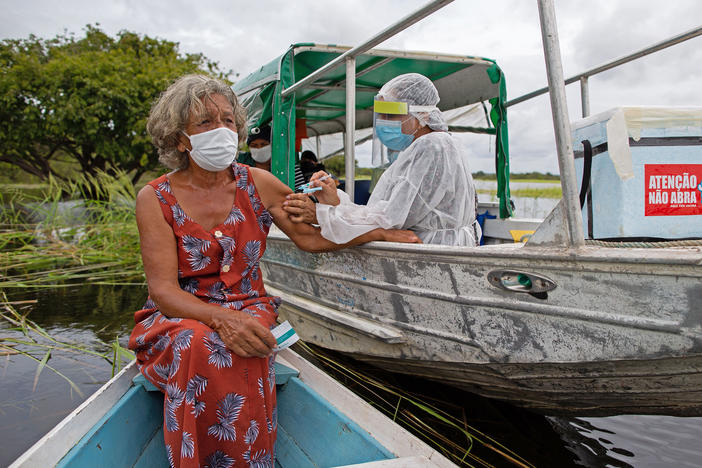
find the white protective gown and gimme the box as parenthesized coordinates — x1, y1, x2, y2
(316, 131, 480, 246)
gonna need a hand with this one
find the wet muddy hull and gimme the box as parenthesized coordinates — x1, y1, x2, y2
(262, 231, 702, 416)
(347, 353, 702, 416)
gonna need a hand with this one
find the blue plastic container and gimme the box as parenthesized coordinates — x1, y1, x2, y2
(572, 107, 702, 239)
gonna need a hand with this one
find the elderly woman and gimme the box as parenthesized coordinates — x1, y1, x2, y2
(128, 74, 420, 468)
(283, 73, 481, 246)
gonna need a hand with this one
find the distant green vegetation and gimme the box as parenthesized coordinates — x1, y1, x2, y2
(324, 157, 560, 184)
(473, 171, 560, 182)
(323, 154, 374, 179)
(476, 186, 562, 199)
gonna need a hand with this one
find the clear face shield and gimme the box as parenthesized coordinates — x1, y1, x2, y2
(371, 98, 435, 167)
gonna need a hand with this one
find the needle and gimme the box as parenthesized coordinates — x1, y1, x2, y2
(299, 174, 331, 193)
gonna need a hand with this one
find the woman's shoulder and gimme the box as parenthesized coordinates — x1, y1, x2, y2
(144, 173, 169, 188)
(138, 173, 176, 209)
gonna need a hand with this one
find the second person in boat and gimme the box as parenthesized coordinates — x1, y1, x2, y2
(283, 72, 481, 246)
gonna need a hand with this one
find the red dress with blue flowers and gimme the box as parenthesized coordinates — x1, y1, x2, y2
(128, 163, 280, 468)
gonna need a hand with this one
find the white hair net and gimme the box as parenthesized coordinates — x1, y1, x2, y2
(377, 73, 448, 132)
(316, 132, 480, 246)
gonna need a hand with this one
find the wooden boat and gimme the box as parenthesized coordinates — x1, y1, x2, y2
(233, 0, 702, 416)
(10, 348, 454, 467)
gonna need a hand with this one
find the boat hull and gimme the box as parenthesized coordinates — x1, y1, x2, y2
(333, 352, 702, 416)
(262, 232, 702, 416)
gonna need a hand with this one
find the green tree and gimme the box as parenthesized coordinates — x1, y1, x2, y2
(0, 25, 227, 185)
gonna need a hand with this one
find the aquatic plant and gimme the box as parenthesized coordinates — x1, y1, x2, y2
(296, 341, 533, 468)
(0, 168, 145, 288)
(0, 293, 135, 396)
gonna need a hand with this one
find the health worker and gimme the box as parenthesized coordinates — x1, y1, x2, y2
(283, 73, 481, 246)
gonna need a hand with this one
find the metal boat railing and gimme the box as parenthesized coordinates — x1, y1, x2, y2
(536, 0, 584, 246)
(505, 24, 702, 117)
(277, 0, 701, 248)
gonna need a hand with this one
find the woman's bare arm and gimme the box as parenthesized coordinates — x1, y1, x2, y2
(250, 168, 421, 252)
(135, 186, 276, 358)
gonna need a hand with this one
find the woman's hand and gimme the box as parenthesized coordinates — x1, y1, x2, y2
(381, 229, 423, 244)
(283, 193, 318, 224)
(210, 308, 276, 358)
(308, 171, 340, 206)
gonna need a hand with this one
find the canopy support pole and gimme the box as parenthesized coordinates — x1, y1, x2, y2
(537, 0, 584, 247)
(345, 57, 356, 200)
(281, 0, 454, 98)
(580, 76, 590, 118)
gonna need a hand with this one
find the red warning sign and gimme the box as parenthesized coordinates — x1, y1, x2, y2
(645, 164, 702, 216)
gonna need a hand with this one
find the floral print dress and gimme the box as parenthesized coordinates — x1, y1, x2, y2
(128, 163, 281, 468)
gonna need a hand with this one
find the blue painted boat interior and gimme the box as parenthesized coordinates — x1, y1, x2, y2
(56, 362, 394, 467)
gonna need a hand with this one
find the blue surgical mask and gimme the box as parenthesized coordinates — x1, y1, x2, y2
(375, 118, 415, 152)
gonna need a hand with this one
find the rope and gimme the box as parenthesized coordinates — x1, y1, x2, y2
(585, 238, 702, 248)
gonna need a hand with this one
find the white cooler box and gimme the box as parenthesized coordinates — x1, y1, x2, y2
(572, 107, 702, 240)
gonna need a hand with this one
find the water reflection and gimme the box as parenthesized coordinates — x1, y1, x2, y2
(475, 180, 561, 219)
(555, 415, 702, 468)
(1, 340, 110, 465)
(10, 284, 148, 344)
(0, 285, 147, 466)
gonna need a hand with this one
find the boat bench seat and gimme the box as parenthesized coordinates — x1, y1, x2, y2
(131, 374, 159, 391)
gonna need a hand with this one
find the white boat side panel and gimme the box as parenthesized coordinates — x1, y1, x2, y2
(271, 287, 406, 343)
(10, 361, 139, 468)
(278, 349, 456, 468)
(482, 217, 542, 241)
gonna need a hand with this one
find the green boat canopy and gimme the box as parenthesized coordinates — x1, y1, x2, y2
(233, 43, 512, 218)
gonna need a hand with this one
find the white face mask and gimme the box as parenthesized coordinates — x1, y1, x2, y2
(250, 144, 272, 163)
(183, 127, 238, 172)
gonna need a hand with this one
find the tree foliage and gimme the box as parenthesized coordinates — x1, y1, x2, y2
(322, 154, 349, 177)
(0, 25, 226, 184)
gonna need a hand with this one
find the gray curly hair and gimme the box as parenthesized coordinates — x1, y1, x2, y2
(147, 74, 247, 170)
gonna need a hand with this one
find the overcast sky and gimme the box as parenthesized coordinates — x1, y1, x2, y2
(3, 0, 702, 173)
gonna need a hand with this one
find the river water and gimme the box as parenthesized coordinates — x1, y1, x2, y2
(2, 285, 701, 467)
(475, 180, 561, 219)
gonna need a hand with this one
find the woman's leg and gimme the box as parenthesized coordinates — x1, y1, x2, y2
(129, 310, 277, 468)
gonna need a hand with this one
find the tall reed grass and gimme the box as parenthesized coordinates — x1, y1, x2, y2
(297, 342, 534, 468)
(0, 169, 144, 289)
